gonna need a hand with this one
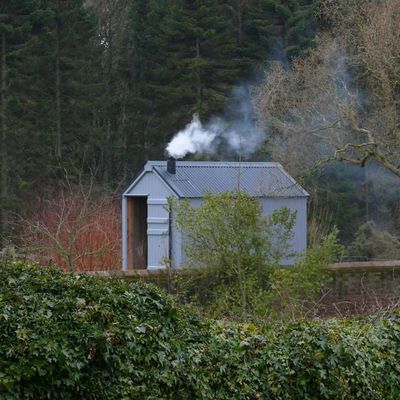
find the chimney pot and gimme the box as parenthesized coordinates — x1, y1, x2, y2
(167, 157, 176, 174)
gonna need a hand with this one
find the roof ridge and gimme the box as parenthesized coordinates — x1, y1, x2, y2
(146, 161, 281, 168)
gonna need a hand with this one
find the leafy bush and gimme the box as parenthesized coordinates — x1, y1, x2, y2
(1, 262, 400, 399)
(172, 191, 296, 269)
(0, 261, 209, 399)
(170, 233, 339, 321)
(346, 221, 400, 261)
(266, 231, 341, 320)
(171, 191, 296, 317)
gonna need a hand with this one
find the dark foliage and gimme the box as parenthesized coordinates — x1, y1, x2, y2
(0, 1, 318, 244)
(1, 262, 400, 399)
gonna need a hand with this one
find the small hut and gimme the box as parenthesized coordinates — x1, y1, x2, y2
(122, 160, 309, 270)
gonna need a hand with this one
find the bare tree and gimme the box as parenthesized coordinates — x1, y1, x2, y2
(20, 179, 121, 271)
(255, 0, 400, 178)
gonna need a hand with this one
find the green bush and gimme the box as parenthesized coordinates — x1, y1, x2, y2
(266, 231, 341, 320)
(170, 191, 296, 317)
(0, 261, 210, 399)
(171, 232, 339, 321)
(346, 221, 400, 260)
(172, 191, 296, 270)
(1, 262, 400, 399)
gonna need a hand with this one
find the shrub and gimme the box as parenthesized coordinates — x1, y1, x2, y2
(0, 261, 210, 399)
(172, 191, 296, 269)
(170, 233, 339, 321)
(171, 191, 296, 317)
(266, 230, 341, 320)
(1, 262, 400, 399)
(20, 186, 121, 271)
(346, 221, 400, 261)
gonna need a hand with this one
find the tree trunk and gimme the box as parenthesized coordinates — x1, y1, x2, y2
(103, 15, 114, 183)
(195, 37, 202, 113)
(55, 14, 62, 158)
(237, 262, 247, 316)
(120, 84, 128, 180)
(237, 0, 243, 45)
(103, 119, 111, 183)
(0, 33, 8, 244)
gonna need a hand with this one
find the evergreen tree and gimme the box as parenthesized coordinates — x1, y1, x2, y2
(49, 1, 100, 166)
(236, 0, 277, 71)
(228, 0, 316, 71)
(284, 0, 316, 59)
(113, 0, 240, 176)
(164, 1, 239, 121)
(0, 0, 49, 242)
(88, 0, 131, 183)
(126, 0, 170, 170)
(0, 0, 101, 241)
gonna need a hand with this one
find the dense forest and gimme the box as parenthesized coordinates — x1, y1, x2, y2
(0, 0, 399, 260)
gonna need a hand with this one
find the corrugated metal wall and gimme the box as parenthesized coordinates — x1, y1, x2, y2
(123, 171, 307, 270)
(261, 197, 307, 264)
(177, 198, 307, 268)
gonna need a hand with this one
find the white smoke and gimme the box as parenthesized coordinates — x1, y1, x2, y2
(166, 114, 217, 159)
(166, 85, 265, 159)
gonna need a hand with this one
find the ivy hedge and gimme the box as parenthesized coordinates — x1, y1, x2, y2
(1, 262, 400, 399)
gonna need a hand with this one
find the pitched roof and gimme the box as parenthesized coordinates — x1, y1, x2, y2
(132, 161, 308, 198)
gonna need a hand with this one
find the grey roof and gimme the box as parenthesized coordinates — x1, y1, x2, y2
(134, 161, 308, 198)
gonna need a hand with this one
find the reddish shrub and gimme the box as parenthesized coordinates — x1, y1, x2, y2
(21, 188, 121, 271)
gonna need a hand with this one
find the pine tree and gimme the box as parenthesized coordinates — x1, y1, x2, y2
(123, 0, 170, 173)
(228, 0, 316, 71)
(88, 0, 171, 181)
(0, 0, 48, 242)
(104, 0, 239, 176)
(165, 0, 238, 119)
(284, 0, 316, 59)
(238, 0, 277, 68)
(0, 0, 102, 241)
(49, 1, 100, 165)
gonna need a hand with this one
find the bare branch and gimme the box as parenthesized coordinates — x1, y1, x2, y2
(254, 0, 400, 178)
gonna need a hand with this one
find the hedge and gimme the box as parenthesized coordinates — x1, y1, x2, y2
(0, 262, 400, 399)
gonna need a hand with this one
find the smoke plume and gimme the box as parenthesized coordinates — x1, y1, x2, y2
(166, 114, 217, 159)
(166, 85, 265, 159)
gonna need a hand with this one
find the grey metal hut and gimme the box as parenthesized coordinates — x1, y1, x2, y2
(122, 160, 309, 271)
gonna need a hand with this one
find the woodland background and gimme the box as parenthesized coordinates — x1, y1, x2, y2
(1, 0, 399, 265)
